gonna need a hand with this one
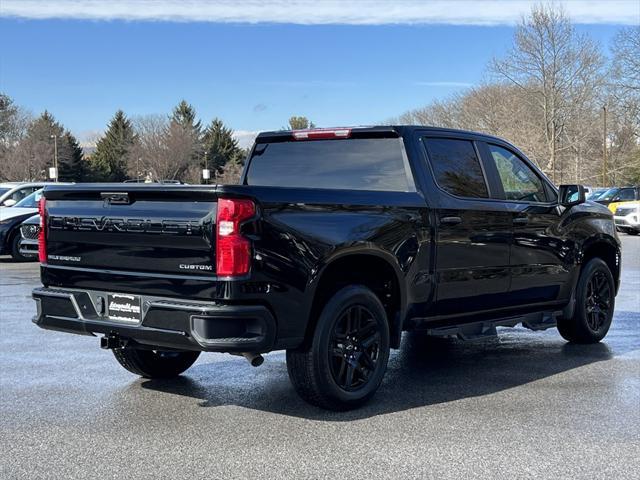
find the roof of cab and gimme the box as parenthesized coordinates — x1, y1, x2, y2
(255, 125, 510, 144)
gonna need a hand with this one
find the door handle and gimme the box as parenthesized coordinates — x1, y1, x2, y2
(513, 216, 529, 225)
(440, 216, 462, 226)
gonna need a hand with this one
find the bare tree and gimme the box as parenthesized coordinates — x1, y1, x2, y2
(0, 94, 32, 180)
(216, 158, 244, 184)
(491, 3, 604, 182)
(606, 27, 640, 184)
(128, 114, 168, 181)
(130, 112, 203, 182)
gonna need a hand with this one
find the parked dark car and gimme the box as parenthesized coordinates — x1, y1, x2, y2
(32, 126, 621, 410)
(19, 214, 40, 257)
(592, 186, 640, 210)
(0, 189, 42, 261)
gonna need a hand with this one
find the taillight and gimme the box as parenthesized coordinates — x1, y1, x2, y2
(216, 198, 255, 277)
(38, 197, 47, 263)
(292, 128, 351, 140)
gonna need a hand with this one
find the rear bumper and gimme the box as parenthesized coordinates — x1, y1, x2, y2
(32, 287, 276, 353)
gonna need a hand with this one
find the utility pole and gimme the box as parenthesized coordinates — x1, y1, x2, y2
(602, 105, 607, 187)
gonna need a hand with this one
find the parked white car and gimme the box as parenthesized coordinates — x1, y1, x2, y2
(0, 182, 68, 207)
(614, 203, 640, 235)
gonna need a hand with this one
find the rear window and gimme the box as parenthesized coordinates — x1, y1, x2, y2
(423, 138, 488, 198)
(245, 138, 413, 191)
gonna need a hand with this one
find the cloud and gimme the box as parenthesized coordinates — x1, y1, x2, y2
(3, 1, 637, 25)
(415, 81, 474, 88)
(76, 129, 102, 148)
(232, 130, 259, 149)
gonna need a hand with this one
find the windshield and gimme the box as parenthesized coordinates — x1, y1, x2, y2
(15, 189, 43, 208)
(0, 188, 9, 197)
(596, 188, 620, 201)
(587, 189, 605, 200)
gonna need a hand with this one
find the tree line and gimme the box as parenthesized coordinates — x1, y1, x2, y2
(396, 5, 639, 186)
(0, 98, 251, 184)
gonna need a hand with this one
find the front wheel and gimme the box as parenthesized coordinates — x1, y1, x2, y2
(558, 258, 615, 344)
(287, 285, 390, 410)
(112, 347, 200, 378)
(10, 233, 35, 262)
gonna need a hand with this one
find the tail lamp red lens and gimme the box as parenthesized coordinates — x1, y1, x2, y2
(38, 197, 47, 263)
(216, 198, 255, 276)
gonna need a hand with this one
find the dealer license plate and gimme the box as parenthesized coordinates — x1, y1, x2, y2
(107, 293, 142, 323)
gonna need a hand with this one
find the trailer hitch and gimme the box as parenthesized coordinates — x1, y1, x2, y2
(100, 334, 127, 350)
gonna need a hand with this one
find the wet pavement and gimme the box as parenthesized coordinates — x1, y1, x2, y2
(1, 236, 639, 479)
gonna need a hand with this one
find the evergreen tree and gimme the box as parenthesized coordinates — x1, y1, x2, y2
(90, 110, 136, 181)
(57, 131, 87, 182)
(171, 100, 202, 133)
(202, 118, 241, 174)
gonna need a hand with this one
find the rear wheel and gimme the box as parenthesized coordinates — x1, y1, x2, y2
(287, 285, 390, 410)
(112, 347, 200, 378)
(558, 258, 615, 344)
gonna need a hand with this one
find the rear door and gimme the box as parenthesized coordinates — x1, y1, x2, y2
(419, 133, 512, 316)
(479, 141, 571, 305)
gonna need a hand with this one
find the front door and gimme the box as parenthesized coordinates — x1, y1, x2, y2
(480, 142, 571, 305)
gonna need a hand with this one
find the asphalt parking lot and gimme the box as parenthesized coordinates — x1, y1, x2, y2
(1, 236, 639, 479)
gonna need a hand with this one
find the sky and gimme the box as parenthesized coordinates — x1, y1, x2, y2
(1, 1, 638, 147)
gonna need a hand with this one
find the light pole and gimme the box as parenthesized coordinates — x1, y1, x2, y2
(202, 151, 210, 185)
(49, 134, 59, 182)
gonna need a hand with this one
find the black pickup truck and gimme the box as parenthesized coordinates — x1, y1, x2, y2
(32, 126, 621, 410)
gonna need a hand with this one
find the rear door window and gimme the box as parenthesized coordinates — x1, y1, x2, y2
(422, 138, 489, 198)
(246, 138, 413, 192)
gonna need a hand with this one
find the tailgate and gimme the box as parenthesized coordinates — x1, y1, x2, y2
(43, 185, 218, 277)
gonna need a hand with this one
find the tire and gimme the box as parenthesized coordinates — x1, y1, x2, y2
(627, 230, 639, 236)
(286, 285, 390, 410)
(558, 258, 615, 344)
(112, 347, 200, 378)
(9, 232, 35, 262)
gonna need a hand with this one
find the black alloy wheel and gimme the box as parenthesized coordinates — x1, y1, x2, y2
(585, 271, 612, 332)
(329, 305, 381, 391)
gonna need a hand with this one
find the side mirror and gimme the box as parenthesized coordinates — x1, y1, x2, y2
(559, 184, 586, 208)
(2, 199, 17, 207)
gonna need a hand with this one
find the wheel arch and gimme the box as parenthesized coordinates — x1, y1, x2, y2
(579, 235, 621, 293)
(305, 248, 407, 349)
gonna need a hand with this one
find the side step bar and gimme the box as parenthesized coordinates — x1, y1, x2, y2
(418, 311, 559, 341)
